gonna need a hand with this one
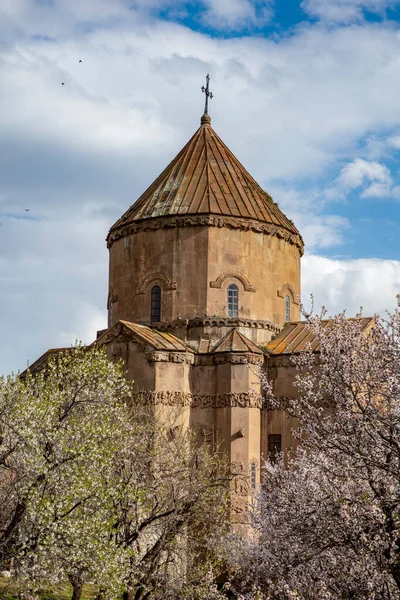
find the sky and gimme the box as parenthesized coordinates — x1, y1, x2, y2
(2, 0, 400, 374)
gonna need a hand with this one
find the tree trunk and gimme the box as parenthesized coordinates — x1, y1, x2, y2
(68, 573, 83, 600)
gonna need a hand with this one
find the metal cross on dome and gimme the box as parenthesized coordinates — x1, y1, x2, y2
(201, 74, 213, 115)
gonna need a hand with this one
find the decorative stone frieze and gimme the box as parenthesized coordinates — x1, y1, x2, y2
(194, 352, 264, 366)
(146, 351, 194, 364)
(265, 394, 334, 411)
(264, 395, 293, 411)
(267, 354, 320, 367)
(133, 391, 263, 409)
(107, 214, 304, 255)
(152, 316, 281, 334)
(214, 353, 263, 366)
(210, 270, 256, 292)
(266, 355, 295, 368)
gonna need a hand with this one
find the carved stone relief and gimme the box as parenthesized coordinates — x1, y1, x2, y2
(210, 270, 256, 292)
(212, 352, 264, 366)
(195, 423, 215, 447)
(151, 315, 281, 335)
(234, 475, 250, 496)
(133, 391, 263, 409)
(230, 461, 244, 475)
(107, 214, 304, 254)
(147, 351, 194, 365)
(277, 282, 300, 305)
(137, 272, 177, 295)
(230, 461, 251, 522)
(230, 495, 248, 519)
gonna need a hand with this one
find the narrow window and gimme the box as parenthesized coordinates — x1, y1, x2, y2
(268, 434, 282, 463)
(227, 284, 239, 318)
(250, 462, 257, 490)
(151, 286, 161, 323)
(285, 295, 291, 322)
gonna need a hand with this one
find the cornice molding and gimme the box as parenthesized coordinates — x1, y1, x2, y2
(146, 351, 194, 365)
(152, 316, 281, 333)
(107, 214, 304, 255)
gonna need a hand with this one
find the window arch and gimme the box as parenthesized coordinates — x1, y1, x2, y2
(285, 294, 291, 322)
(151, 286, 161, 323)
(227, 284, 239, 318)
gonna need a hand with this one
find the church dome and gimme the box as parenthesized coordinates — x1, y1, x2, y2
(107, 110, 303, 342)
(107, 114, 303, 253)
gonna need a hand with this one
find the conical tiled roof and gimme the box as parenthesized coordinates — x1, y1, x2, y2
(108, 114, 301, 242)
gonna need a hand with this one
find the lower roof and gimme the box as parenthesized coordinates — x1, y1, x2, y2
(266, 318, 374, 355)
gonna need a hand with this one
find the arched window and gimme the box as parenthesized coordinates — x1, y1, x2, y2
(151, 286, 161, 323)
(227, 284, 239, 318)
(285, 294, 291, 322)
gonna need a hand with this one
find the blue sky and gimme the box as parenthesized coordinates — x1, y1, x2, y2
(1, 0, 400, 374)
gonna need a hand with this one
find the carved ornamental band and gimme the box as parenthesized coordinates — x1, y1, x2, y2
(107, 214, 304, 255)
(133, 390, 263, 409)
(210, 270, 256, 292)
(277, 282, 300, 305)
(137, 272, 177, 295)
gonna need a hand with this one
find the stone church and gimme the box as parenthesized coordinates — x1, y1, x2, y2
(28, 101, 324, 522)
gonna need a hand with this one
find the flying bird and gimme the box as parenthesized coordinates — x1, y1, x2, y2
(79, 60, 82, 63)
(61, 82, 65, 85)
(25, 209, 30, 212)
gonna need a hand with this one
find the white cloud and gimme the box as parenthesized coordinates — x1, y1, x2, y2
(333, 157, 400, 198)
(201, 0, 273, 29)
(1, 3, 400, 373)
(337, 158, 392, 189)
(4, 7, 400, 183)
(298, 214, 350, 249)
(0, 213, 108, 375)
(361, 181, 392, 197)
(269, 186, 350, 252)
(302, 255, 400, 316)
(301, 0, 397, 24)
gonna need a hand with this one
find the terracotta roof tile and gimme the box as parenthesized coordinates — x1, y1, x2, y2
(266, 318, 374, 355)
(212, 328, 263, 354)
(109, 114, 301, 240)
(104, 321, 194, 352)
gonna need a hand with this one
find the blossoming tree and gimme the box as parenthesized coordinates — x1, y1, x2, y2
(0, 345, 229, 600)
(232, 305, 400, 600)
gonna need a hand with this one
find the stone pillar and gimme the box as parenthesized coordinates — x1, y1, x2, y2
(214, 353, 263, 529)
